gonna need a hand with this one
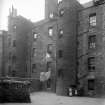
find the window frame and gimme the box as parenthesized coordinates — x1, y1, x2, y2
(33, 32, 38, 40)
(88, 79, 95, 90)
(59, 9, 64, 17)
(12, 55, 16, 64)
(89, 13, 96, 27)
(32, 64, 36, 73)
(58, 69, 64, 78)
(8, 65, 11, 74)
(49, 13, 54, 19)
(58, 0, 63, 4)
(48, 27, 53, 37)
(47, 44, 53, 54)
(58, 29, 63, 38)
(32, 48, 36, 57)
(8, 52, 11, 60)
(58, 50, 63, 58)
(88, 57, 95, 72)
(47, 62, 52, 72)
(88, 35, 96, 49)
(13, 40, 16, 47)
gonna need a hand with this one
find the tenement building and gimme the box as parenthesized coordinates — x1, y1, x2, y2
(28, 0, 82, 95)
(0, 30, 8, 77)
(77, 0, 105, 96)
(56, 0, 82, 95)
(28, 20, 57, 92)
(27, 0, 58, 92)
(7, 6, 33, 77)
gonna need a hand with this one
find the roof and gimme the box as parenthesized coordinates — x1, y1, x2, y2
(82, 1, 93, 8)
(34, 19, 48, 27)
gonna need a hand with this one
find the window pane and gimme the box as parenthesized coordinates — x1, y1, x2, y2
(13, 40, 16, 47)
(88, 35, 96, 48)
(32, 48, 36, 56)
(58, 69, 64, 78)
(8, 37, 11, 46)
(8, 65, 11, 73)
(59, 29, 63, 38)
(47, 62, 52, 72)
(12, 55, 16, 64)
(58, 0, 62, 4)
(88, 79, 95, 90)
(59, 50, 63, 58)
(12, 70, 16, 77)
(32, 64, 36, 73)
(9, 52, 11, 60)
(59, 9, 64, 16)
(48, 27, 53, 36)
(89, 13, 96, 26)
(88, 57, 95, 71)
(47, 44, 53, 53)
(33, 32, 38, 40)
(49, 13, 54, 19)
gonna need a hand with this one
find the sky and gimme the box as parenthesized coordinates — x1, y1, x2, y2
(0, 0, 91, 30)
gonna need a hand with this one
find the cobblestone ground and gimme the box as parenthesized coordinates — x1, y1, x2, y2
(1, 92, 105, 105)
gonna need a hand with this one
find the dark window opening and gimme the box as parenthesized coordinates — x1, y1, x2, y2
(59, 9, 64, 17)
(58, 69, 64, 78)
(88, 79, 95, 90)
(8, 65, 11, 75)
(58, 29, 63, 38)
(88, 35, 96, 49)
(47, 62, 52, 72)
(13, 40, 16, 47)
(47, 44, 53, 54)
(47, 79, 51, 89)
(32, 48, 36, 57)
(12, 70, 16, 77)
(9, 52, 11, 60)
(58, 50, 63, 58)
(88, 57, 95, 71)
(12, 55, 16, 64)
(8, 37, 11, 46)
(32, 64, 36, 73)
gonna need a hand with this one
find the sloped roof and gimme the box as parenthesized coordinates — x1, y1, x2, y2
(82, 1, 93, 8)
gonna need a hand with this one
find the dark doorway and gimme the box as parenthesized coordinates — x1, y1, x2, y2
(47, 79, 51, 89)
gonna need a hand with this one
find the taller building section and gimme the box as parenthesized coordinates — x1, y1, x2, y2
(8, 6, 33, 77)
(45, 0, 58, 19)
(56, 0, 82, 95)
(77, 0, 105, 96)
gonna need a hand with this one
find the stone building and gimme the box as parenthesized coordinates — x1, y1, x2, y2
(77, 0, 105, 96)
(0, 30, 8, 77)
(56, 0, 82, 95)
(27, 0, 58, 92)
(28, 0, 82, 95)
(27, 19, 57, 92)
(7, 6, 34, 77)
(2, 31, 8, 77)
